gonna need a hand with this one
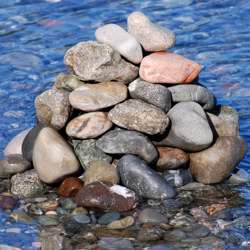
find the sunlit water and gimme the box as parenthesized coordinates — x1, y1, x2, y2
(0, 0, 249, 249)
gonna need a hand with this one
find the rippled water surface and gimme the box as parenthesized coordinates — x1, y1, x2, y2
(0, 0, 249, 249)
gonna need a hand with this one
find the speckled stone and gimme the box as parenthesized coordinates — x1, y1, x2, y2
(96, 129, 158, 164)
(64, 41, 138, 83)
(128, 78, 172, 111)
(108, 99, 169, 135)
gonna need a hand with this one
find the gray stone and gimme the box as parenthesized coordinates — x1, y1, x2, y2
(128, 78, 172, 111)
(35, 89, 70, 130)
(64, 41, 138, 83)
(156, 102, 213, 152)
(118, 155, 176, 199)
(96, 129, 158, 164)
(53, 73, 84, 91)
(11, 169, 47, 198)
(128, 12, 175, 52)
(69, 82, 127, 112)
(108, 99, 169, 135)
(98, 212, 121, 225)
(139, 208, 168, 224)
(95, 24, 142, 64)
(32, 127, 80, 184)
(38, 216, 59, 226)
(73, 139, 112, 170)
(168, 84, 215, 110)
(98, 237, 134, 250)
(163, 169, 193, 187)
(72, 213, 90, 224)
(190, 136, 247, 184)
(228, 169, 250, 185)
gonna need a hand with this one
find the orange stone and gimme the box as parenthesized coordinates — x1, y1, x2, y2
(58, 177, 84, 197)
(139, 52, 201, 84)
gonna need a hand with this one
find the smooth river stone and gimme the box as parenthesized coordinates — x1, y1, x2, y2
(127, 11, 175, 51)
(108, 99, 169, 135)
(73, 139, 112, 170)
(75, 182, 138, 212)
(190, 136, 247, 184)
(207, 105, 239, 137)
(128, 78, 172, 111)
(53, 73, 84, 91)
(118, 155, 176, 199)
(4, 128, 31, 157)
(156, 102, 213, 152)
(139, 208, 168, 224)
(96, 129, 158, 164)
(66, 112, 112, 139)
(58, 177, 84, 197)
(139, 52, 201, 84)
(64, 41, 138, 83)
(95, 24, 142, 64)
(35, 89, 70, 130)
(168, 84, 215, 110)
(32, 127, 80, 184)
(69, 82, 127, 112)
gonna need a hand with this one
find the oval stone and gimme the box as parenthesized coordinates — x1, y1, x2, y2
(95, 24, 142, 64)
(139, 52, 201, 84)
(53, 73, 84, 91)
(190, 136, 247, 184)
(32, 127, 80, 184)
(108, 99, 169, 135)
(66, 112, 112, 139)
(96, 129, 158, 164)
(128, 12, 175, 51)
(69, 82, 127, 112)
(118, 155, 176, 199)
(58, 177, 84, 197)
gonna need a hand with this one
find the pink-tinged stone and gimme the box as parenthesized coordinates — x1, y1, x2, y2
(139, 52, 201, 84)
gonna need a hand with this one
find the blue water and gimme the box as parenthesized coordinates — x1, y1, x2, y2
(0, 0, 249, 249)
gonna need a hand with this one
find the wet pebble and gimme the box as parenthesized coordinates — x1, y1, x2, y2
(138, 225, 164, 242)
(107, 216, 134, 229)
(58, 177, 84, 197)
(139, 208, 167, 224)
(38, 215, 59, 226)
(72, 213, 90, 224)
(98, 237, 134, 250)
(98, 212, 121, 225)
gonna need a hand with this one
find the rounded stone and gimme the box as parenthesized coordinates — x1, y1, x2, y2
(98, 212, 121, 225)
(72, 213, 90, 224)
(58, 177, 84, 197)
(64, 41, 138, 83)
(139, 208, 168, 224)
(107, 216, 134, 229)
(69, 82, 127, 112)
(128, 78, 172, 112)
(139, 52, 201, 84)
(156, 147, 189, 171)
(118, 155, 176, 199)
(163, 169, 193, 187)
(168, 84, 215, 110)
(32, 127, 80, 184)
(38, 215, 59, 226)
(95, 24, 142, 64)
(108, 99, 169, 135)
(96, 129, 158, 164)
(53, 73, 84, 91)
(35, 89, 70, 130)
(66, 112, 112, 139)
(84, 160, 119, 185)
(190, 136, 247, 184)
(128, 11, 175, 51)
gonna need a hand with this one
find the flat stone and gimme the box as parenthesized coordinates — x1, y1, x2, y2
(11, 169, 47, 198)
(190, 136, 247, 184)
(95, 24, 142, 64)
(64, 41, 138, 83)
(168, 84, 215, 110)
(75, 182, 138, 212)
(108, 99, 169, 135)
(84, 160, 119, 185)
(35, 89, 70, 130)
(66, 112, 112, 139)
(107, 216, 134, 229)
(72, 213, 90, 224)
(156, 147, 189, 171)
(4, 128, 31, 157)
(118, 155, 176, 199)
(58, 177, 84, 197)
(98, 212, 121, 225)
(72, 139, 112, 170)
(38, 215, 59, 226)
(207, 105, 239, 137)
(139, 208, 167, 224)
(0, 155, 31, 178)
(96, 129, 158, 164)
(139, 52, 201, 84)
(128, 78, 172, 111)
(32, 127, 80, 184)
(156, 102, 213, 152)
(69, 82, 127, 111)
(128, 11, 175, 51)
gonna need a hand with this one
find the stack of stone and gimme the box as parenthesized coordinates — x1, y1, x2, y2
(1, 12, 247, 212)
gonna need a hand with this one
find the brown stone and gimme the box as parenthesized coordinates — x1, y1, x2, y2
(58, 177, 84, 197)
(156, 147, 189, 171)
(75, 182, 138, 212)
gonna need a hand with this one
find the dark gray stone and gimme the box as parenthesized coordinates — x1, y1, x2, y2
(98, 212, 121, 225)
